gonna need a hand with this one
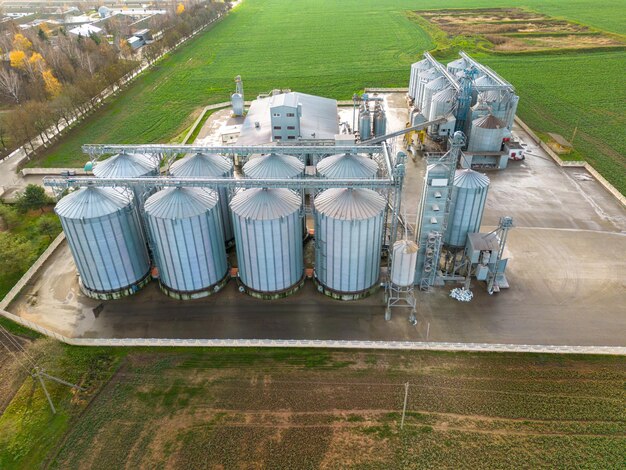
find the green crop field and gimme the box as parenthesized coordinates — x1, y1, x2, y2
(1, 343, 624, 468)
(33, 0, 626, 193)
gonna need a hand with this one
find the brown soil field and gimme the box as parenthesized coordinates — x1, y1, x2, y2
(45, 349, 625, 469)
(417, 8, 624, 52)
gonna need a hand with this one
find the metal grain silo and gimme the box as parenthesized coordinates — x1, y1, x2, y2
(447, 57, 468, 76)
(390, 239, 418, 287)
(230, 188, 304, 298)
(420, 76, 448, 120)
(373, 107, 386, 137)
(170, 152, 234, 243)
(467, 114, 506, 152)
(316, 153, 378, 179)
(409, 59, 430, 99)
(428, 87, 457, 133)
(242, 153, 304, 179)
(314, 188, 386, 299)
(93, 152, 158, 178)
(415, 68, 442, 110)
(444, 169, 490, 247)
(231, 92, 244, 117)
(359, 106, 371, 140)
(55, 186, 150, 299)
(144, 187, 228, 299)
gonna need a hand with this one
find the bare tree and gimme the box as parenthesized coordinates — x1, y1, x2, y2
(0, 68, 22, 103)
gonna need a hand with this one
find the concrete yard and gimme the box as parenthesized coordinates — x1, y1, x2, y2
(5, 93, 625, 346)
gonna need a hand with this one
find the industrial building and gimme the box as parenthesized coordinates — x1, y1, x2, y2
(44, 52, 521, 320)
(407, 52, 524, 169)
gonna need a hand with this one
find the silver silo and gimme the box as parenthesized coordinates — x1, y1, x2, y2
(314, 188, 386, 299)
(316, 153, 378, 179)
(409, 59, 430, 100)
(467, 114, 506, 152)
(170, 152, 234, 244)
(447, 57, 468, 76)
(415, 67, 442, 110)
(93, 152, 158, 178)
(428, 87, 457, 134)
(242, 153, 304, 179)
(359, 106, 372, 140)
(230, 188, 304, 298)
(420, 76, 448, 120)
(55, 186, 151, 300)
(144, 187, 229, 299)
(444, 169, 490, 247)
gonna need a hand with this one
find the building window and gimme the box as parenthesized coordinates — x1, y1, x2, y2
(288, 136, 296, 140)
(273, 126, 281, 130)
(287, 126, 295, 130)
(272, 113, 280, 117)
(274, 135, 282, 140)
(286, 113, 295, 117)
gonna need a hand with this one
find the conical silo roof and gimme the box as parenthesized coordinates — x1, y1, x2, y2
(420, 68, 441, 80)
(242, 153, 304, 179)
(474, 75, 496, 88)
(432, 87, 457, 103)
(144, 187, 218, 219)
(230, 188, 300, 220)
(479, 90, 499, 103)
(424, 76, 448, 92)
(55, 186, 131, 219)
(170, 152, 232, 177)
(93, 152, 156, 178)
(473, 114, 506, 129)
(316, 153, 378, 179)
(412, 58, 431, 71)
(314, 188, 385, 220)
(453, 169, 490, 189)
(447, 57, 468, 70)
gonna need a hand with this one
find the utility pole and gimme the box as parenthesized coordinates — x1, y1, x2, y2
(400, 381, 410, 430)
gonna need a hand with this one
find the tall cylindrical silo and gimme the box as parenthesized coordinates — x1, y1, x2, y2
(428, 87, 457, 134)
(409, 59, 430, 100)
(230, 188, 304, 298)
(170, 152, 235, 244)
(391, 239, 418, 287)
(359, 107, 371, 140)
(242, 153, 304, 179)
(467, 114, 506, 152)
(316, 153, 378, 179)
(420, 76, 448, 121)
(314, 188, 386, 299)
(444, 169, 490, 247)
(415, 67, 441, 111)
(55, 186, 151, 299)
(144, 187, 228, 299)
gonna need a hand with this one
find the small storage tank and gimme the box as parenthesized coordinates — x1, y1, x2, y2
(316, 153, 378, 179)
(93, 152, 158, 179)
(231, 92, 244, 116)
(447, 57, 468, 76)
(359, 107, 371, 140)
(415, 67, 441, 110)
(55, 186, 150, 299)
(144, 187, 228, 299)
(420, 76, 448, 120)
(409, 59, 430, 99)
(467, 114, 506, 152)
(230, 188, 304, 298)
(373, 108, 386, 137)
(242, 153, 304, 179)
(314, 188, 386, 299)
(391, 239, 418, 287)
(170, 152, 234, 244)
(444, 169, 490, 247)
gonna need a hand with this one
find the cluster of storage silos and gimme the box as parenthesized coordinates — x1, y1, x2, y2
(55, 147, 390, 302)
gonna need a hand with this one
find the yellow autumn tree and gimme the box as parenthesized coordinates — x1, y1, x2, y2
(9, 50, 27, 69)
(13, 33, 32, 51)
(176, 3, 185, 15)
(28, 52, 46, 71)
(42, 69, 62, 98)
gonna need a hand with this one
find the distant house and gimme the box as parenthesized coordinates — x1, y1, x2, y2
(127, 29, 152, 49)
(69, 24, 102, 37)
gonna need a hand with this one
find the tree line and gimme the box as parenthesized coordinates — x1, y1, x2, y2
(0, 1, 230, 161)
